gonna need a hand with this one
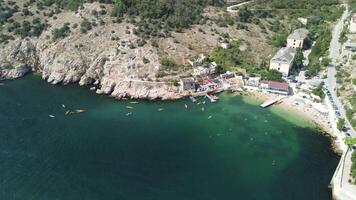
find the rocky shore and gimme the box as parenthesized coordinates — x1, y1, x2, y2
(0, 37, 183, 101)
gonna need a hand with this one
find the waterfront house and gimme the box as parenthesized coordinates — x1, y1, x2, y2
(180, 77, 196, 91)
(193, 62, 217, 77)
(350, 14, 356, 33)
(220, 71, 236, 80)
(220, 72, 243, 90)
(200, 78, 220, 91)
(287, 28, 309, 49)
(244, 77, 261, 88)
(188, 54, 206, 67)
(260, 81, 290, 95)
(269, 47, 296, 77)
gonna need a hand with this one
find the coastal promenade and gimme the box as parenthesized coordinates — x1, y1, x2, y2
(327, 4, 356, 200)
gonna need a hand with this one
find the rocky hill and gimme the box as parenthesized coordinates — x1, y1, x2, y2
(0, 0, 281, 100)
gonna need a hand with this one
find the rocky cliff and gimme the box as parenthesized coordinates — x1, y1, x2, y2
(0, 3, 184, 100)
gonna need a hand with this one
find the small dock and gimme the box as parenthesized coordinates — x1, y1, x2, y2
(206, 93, 219, 103)
(260, 96, 286, 108)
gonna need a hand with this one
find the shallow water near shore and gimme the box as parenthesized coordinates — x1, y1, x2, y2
(0, 75, 339, 200)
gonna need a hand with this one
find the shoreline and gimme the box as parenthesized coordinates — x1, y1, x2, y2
(244, 91, 342, 155)
(1, 74, 342, 154)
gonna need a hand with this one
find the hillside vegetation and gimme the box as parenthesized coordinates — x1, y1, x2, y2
(0, 0, 345, 83)
(205, 0, 343, 78)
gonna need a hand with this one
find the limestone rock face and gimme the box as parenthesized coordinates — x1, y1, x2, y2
(0, 32, 182, 100)
(0, 39, 37, 79)
(0, 3, 183, 100)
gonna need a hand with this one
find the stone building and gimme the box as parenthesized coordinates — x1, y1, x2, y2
(180, 77, 196, 91)
(269, 47, 296, 77)
(287, 28, 309, 49)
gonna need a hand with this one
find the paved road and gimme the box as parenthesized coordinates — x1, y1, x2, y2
(226, 1, 253, 13)
(326, 6, 356, 138)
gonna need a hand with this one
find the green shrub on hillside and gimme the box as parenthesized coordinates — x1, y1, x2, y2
(80, 19, 92, 34)
(308, 27, 332, 76)
(351, 151, 356, 182)
(312, 83, 325, 100)
(52, 23, 71, 41)
(268, 31, 288, 47)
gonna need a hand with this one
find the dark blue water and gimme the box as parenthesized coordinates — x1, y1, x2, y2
(0, 75, 339, 200)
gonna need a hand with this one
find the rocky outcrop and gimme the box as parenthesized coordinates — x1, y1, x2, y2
(0, 39, 37, 79)
(0, 3, 185, 100)
(0, 32, 183, 100)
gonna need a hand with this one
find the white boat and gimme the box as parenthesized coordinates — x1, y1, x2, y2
(62, 104, 66, 108)
(49, 115, 55, 118)
(189, 96, 197, 103)
(126, 112, 132, 116)
(185, 104, 188, 109)
(208, 115, 212, 119)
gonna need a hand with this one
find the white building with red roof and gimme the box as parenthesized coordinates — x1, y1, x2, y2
(260, 80, 290, 95)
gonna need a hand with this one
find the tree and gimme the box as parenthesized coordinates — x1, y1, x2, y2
(111, 0, 126, 18)
(352, 151, 356, 180)
(160, 57, 176, 69)
(261, 69, 283, 81)
(293, 47, 304, 70)
(311, 83, 325, 100)
(80, 19, 92, 34)
(210, 41, 241, 69)
(337, 118, 345, 131)
(215, 65, 226, 74)
(269, 31, 288, 47)
(238, 7, 253, 22)
(52, 23, 71, 41)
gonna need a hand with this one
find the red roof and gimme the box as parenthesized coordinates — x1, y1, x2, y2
(261, 81, 289, 91)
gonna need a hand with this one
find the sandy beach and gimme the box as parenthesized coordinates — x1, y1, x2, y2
(245, 91, 342, 154)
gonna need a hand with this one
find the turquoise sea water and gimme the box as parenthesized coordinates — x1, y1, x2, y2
(0, 75, 339, 200)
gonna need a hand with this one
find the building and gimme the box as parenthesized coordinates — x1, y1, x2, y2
(260, 81, 290, 95)
(220, 43, 230, 49)
(193, 62, 217, 77)
(180, 78, 196, 91)
(244, 77, 261, 88)
(269, 47, 296, 77)
(220, 71, 242, 90)
(350, 14, 356, 33)
(220, 71, 236, 80)
(188, 54, 206, 67)
(297, 16, 320, 25)
(287, 28, 309, 49)
(344, 42, 356, 52)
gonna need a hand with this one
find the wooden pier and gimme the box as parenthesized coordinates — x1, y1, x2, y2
(260, 96, 286, 108)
